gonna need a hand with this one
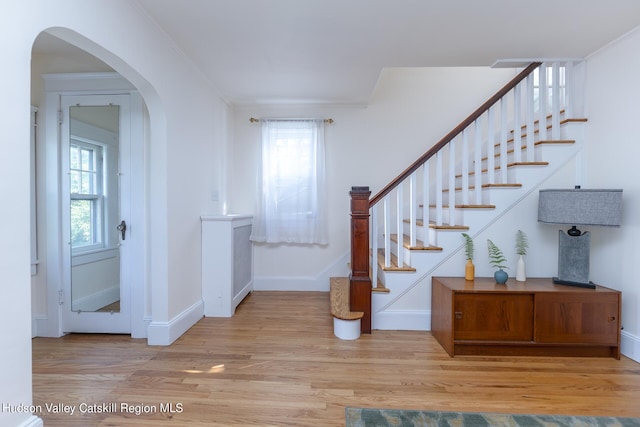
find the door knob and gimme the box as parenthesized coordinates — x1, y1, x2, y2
(116, 220, 127, 240)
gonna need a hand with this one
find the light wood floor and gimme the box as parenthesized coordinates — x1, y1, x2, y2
(33, 291, 640, 426)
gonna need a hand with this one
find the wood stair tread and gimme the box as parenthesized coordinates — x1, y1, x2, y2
(486, 140, 574, 160)
(506, 114, 586, 136)
(502, 111, 585, 141)
(329, 277, 364, 320)
(404, 219, 469, 230)
(442, 183, 522, 192)
(429, 222, 469, 230)
(455, 162, 549, 179)
(482, 183, 522, 188)
(511, 111, 586, 126)
(535, 139, 576, 145)
(506, 123, 583, 139)
(509, 161, 549, 166)
(390, 233, 443, 251)
(511, 109, 568, 130)
(372, 276, 390, 293)
(419, 204, 496, 209)
(403, 219, 470, 230)
(375, 249, 416, 271)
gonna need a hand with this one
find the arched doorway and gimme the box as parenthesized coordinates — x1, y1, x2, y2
(30, 30, 153, 339)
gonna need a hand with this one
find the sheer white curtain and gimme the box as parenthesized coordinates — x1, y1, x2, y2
(250, 119, 328, 244)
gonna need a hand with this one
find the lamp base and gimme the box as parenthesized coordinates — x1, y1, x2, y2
(557, 230, 591, 284)
(552, 277, 596, 289)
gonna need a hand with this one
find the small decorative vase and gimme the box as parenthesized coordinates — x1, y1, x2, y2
(494, 269, 508, 284)
(465, 259, 475, 281)
(516, 254, 526, 282)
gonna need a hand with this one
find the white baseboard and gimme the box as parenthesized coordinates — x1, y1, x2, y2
(131, 315, 152, 339)
(147, 300, 203, 346)
(372, 310, 431, 331)
(33, 315, 60, 338)
(254, 252, 349, 291)
(32, 315, 39, 338)
(621, 330, 640, 363)
(16, 415, 43, 427)
(72, 285, 120, 312)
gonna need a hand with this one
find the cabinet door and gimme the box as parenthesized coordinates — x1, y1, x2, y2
(535, 293, 619, 344)
(454, 294, 534, 341)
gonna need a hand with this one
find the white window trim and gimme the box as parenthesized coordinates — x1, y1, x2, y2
(69, 138, 106, 254)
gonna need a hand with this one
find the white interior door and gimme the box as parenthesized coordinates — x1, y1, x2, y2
(60, 94, 131, 333)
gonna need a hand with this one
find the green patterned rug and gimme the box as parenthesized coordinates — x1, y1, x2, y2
(345, 408, 640, 427)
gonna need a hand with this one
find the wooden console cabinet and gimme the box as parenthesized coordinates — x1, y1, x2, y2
(431, 277, 621, 358)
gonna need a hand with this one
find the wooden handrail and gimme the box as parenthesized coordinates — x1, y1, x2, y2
(369, 62, 542, 207)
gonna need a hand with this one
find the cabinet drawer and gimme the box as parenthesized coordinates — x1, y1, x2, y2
(535, 293, 620, 344)
(454, 293, 534, 341)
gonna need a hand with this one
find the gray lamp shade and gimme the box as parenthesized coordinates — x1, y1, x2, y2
(538, 189, 622, 227)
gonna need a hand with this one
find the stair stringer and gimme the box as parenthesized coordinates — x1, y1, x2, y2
(372, 122, 584, 331)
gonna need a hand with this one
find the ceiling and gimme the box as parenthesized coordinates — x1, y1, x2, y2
(34, 0, 640, 105)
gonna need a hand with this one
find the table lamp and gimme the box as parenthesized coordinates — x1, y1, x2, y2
(538, 187, 622, 288)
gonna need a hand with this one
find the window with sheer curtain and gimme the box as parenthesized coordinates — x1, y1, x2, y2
(250, 119, 328, 244)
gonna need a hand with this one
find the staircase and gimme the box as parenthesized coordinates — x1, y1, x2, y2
(345, 61, 587, 333)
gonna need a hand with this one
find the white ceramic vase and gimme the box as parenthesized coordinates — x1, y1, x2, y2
(516, 254, 526, 282)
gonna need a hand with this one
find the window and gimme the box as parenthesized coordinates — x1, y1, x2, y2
(70, 140, 104, 251)
(250, 119, 328, 244)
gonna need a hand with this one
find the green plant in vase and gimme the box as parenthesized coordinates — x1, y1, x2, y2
(515, 230, 528, 282)
(487, 239, 508, 284)
(462, 233, 474, 281)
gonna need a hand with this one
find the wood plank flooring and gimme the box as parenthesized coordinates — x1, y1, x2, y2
(32, 291, 640, 426)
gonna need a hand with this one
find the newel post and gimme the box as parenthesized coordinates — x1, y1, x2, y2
(349, 186, 372, 333)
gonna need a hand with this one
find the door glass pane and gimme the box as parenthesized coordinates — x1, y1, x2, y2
(69, 105, 120, 312)
(70, 199, 94, 247)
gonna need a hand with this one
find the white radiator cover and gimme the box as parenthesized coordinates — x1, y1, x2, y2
(201, 215, 254, 317)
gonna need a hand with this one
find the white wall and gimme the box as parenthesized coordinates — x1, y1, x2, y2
(2, 1, 229, 424)
(231, 67, 516, 290)
(584, 27, 640, 360)
(2, 3, 44, 424)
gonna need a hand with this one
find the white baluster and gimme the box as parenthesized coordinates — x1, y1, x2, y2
(539, 63, 548, 140)
(436, 151, 443, 226)
(564, 61, 574, 118)
(474, 119, 482, 204)
(371, 205, 378, 290)
(383, 196, 391, 268)
(448, 137, 456, 225)
(396, 186, 404, 268)
(500, 97, 508, 183)
(513, 83, 522, 163)
(409, 172, 417, 248)
(461, 129, 469, 206)
(551, 62, 561, 140)
(422, 160, 430, 234)
(487, 106, 496, 185)
(526, 73, 535, 162)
